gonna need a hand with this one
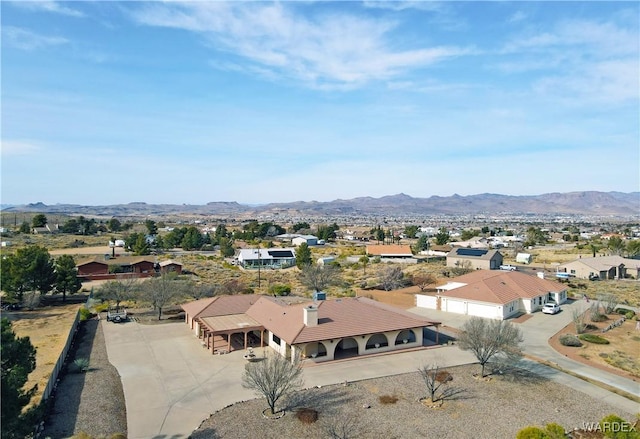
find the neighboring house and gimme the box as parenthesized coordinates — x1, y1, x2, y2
(32, 224, 60, 234)
(159, 259, 183, 274)
(182, 295, 441, 363)
(558, 255, 639, 280)
(317, 256, 336, 266)
(292, 235, 318, 246)
(446, 248, 503, 270)
(76, 255, 157, 280)
(416, 270, 568, 320)
(450, 237, 490, 249)
(236, 248, 296, 269)
(366, 244, 413, 259)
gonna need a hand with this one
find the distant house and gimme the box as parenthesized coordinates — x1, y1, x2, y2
(292, 235, 318, 246)
(76, 255, 157, 281)
(317, 256, 336, 266)
(366, 244, 413, 259)
(32, 224, 59, 234)
(516, 253, 533, 264)
(558, 256, 639, 280)
(236, 248, 296, 269)
(159, 259, 183, 274)
(182, 295, 441, 362)
(416, 270, 568, 320)
(446, 248, 503, 270)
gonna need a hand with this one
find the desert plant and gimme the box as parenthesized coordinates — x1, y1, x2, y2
(378, 395, 398, 404)
(516, 426, 548, 439)
(73, 357, 90, 373)
(78, 306, 93, 322)
(590, 303, 608, 322)
(295, 408, 319, 424)
(559, 334, 583, 347)
(572, 309, 587, 334)
(268, 284, 291, 296)
(598, 293, 619, 314)
(600, 414, 640, 439)
(544, 423, 567, 439)
(579, 334, 610, 344)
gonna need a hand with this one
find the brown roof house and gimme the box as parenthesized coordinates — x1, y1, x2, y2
(558, 255, 639, 280)
(182, 295, 440, 363)
(159, 259, 183, 274)
(446, 248, 503, 270)
(366, 244, 415, 261)
(76, 255, 157, 281)
(416, 270, 567, 320)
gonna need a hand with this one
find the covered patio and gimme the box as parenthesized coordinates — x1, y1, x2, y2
(197, 314, 266, 354)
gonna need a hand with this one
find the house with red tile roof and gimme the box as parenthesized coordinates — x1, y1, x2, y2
(181, 295, 441, 362)
(416, 270, 567, 320)
(366, 244, 414, 258)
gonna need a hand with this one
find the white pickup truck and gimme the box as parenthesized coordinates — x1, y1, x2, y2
(106, 306, 127, 323)
(499, 264, 517, 271)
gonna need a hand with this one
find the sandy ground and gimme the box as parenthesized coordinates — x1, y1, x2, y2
(49, 246, 129, 256)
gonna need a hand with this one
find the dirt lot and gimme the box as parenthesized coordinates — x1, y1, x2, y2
(549, 310, 640, 381)
(2, 303, 81, 407)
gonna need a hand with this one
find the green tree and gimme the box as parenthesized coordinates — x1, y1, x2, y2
(107, 218, 122, 232)
(403, 225, 419, 239)
(219, 237, 235, 257)
(145, 219, 158, 235)
(414, 234, 430, 252)
(588, 243, 601, 258)
(18, 221, 31, 234)
(291, 222, 310, 233)
(316, 223, 339, 241)
(607, 236, 625, 256)
(0, 246, 55, 302)
(295, 243, 312, 268)
(31, 214, 47, 228)
(457, 317, 524, 377)
(132, 234, 150, 256)
(181, 226, 203, 251)
(55, 255, 82, 302)
(525, 227, 548, 246)
(434, 227, 450, 245)
(359, 255, 369, 274)
(627, 239, 640, 258)
(1, 318, 38, 439)
(460, 229, 478, 241)
(61, 218, 80, 234)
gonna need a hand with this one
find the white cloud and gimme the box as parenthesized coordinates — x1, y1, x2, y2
(362, 1, 443, 12)
(128, 2, 471, 89)
(2, 26, 68, 51)
(1, 140, 42, 156)
(10, 0, 84, 17)
(508, 11, 527, 24)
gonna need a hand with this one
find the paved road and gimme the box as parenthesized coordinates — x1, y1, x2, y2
(103, 299, 639, 439)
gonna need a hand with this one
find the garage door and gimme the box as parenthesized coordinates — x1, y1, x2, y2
(444, 299, 466, 314)
(467, 302, 499, 319)
(416, 294, 437, 309)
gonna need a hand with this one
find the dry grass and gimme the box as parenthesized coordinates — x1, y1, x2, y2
(4, 303, 81, 407)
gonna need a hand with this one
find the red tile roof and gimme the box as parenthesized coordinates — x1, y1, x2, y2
(181, 295, 260, 319)
(438, 270, 566, 305)
(366, 244, 413, 256)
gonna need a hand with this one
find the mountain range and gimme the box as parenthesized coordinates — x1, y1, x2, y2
(2, 191, 638, 218)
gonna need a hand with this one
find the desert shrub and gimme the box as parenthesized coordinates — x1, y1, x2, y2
(544, 423, 567, 439)
(93, 302, 109, 313)
(435, 370, 453, 383)
(78, 306, 93, 321)
(378, 395, 399, 404)
(600, 414, 640, 439)
(296, 408, 319, 424)
(110, 434, 127, 439)
(71, 432, 93, 439)
(579, 334, 610, 344)
(72, 357, 90, 373)
(559, 334, 583, 347)
(590, 303, 608, 322)
(516, 426, 548, 439)
(616, 308, 635, 316)
(268, 284, 291, 296)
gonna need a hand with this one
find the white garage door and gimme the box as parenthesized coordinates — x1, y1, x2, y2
(416, 294, 437, 309)
(444, 299, 466, 314)
(467, 302, 499, 319)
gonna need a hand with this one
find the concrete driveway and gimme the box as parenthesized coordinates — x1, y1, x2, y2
(101, 320, 477, 439)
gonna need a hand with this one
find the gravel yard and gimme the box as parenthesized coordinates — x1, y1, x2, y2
(42, 319, 127, 439)
(191, 364, 635, 439)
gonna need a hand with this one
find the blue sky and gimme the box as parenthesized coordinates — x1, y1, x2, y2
(2, 1, 638, 205)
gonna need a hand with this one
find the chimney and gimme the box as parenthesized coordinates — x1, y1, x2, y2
(537, 271, 545, 279)
(303, 305, 318, 327)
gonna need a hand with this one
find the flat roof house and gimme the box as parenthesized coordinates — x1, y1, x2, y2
(182, 295, 441, 362)
(416, 270, 567, 320)
(76, 256, 157, 281)
(237, 248, 296, 270)
(366, 244, 414, 259)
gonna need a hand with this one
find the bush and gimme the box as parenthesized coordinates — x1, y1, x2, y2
(72, 357, 90, 373)
(559, 334, 583, 347)
(516, 426, 548, 439)
(378, 395, 399, 404)
(78, 306, 93, 322)
(268, 284, 291, 296)
(616, 308, 635, 316)
(600, 414, 640, 439)
(93, 302, 109, 313)
(579, 334, 610, 344)
(295, 408, 318, 424)
(544, 423, 567, 439)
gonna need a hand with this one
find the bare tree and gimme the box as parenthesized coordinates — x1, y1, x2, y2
(380, 266, 405, 291)
(450, 260, 473, 277)
(241, 352, 304, 415)
(572, 308, 587, 334)
(299, 264, 342, 293)
(322, 411, 364, 439)
(142, 273, 188, 320)
(457, 317, 523, 378)
(597, 293, 618, 314)
(418, 363, 462, 403)
(412, 273, 436, 292)
(94, 276, 139, 311)
(188, 282, 216, 300)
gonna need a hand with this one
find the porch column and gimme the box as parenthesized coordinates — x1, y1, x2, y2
(435, 325, 439, 344)
(260, 330, 264, 347)
(227, 333, 231, 352)
(244, 331, 248, 350)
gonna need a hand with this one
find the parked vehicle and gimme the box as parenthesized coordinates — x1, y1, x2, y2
(106, 306, 127, 323)
(589, 273, 600, 281)
(500, 264, 517, 271)
(542, 303, 560, 315)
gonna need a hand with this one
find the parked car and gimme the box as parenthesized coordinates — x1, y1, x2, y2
(588, 273, 600, 281)
(500, 264, 517, 271)
(542, 303, 561, 314)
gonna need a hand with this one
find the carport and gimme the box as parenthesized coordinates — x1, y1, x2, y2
(197, 314, 265, 354)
